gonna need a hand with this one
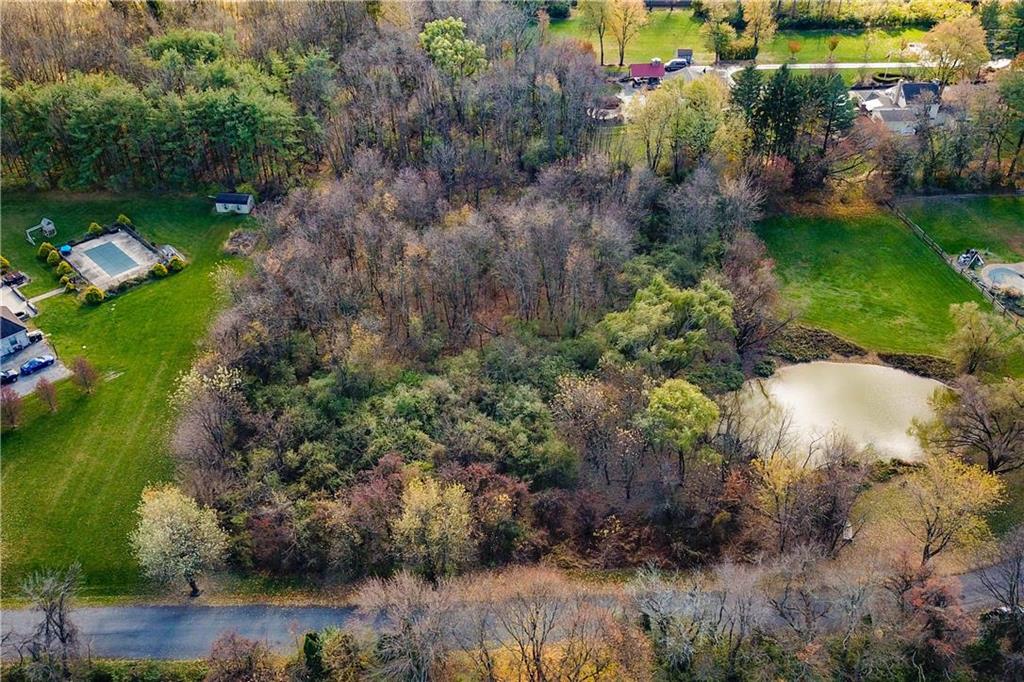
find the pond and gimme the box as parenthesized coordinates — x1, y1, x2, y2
(740, 361, 945, 462)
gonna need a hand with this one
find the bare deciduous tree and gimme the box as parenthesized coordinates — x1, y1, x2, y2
(70, 356, 99, 395)
(34, 377, 58, 413)
(17, 564, 81, 680)
(356, 571, 454, 682)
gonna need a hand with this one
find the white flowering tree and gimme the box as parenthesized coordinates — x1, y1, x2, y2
(130, 485, 228, 597)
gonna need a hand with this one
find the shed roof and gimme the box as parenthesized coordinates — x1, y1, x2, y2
(215, 192, 253, 205)
(676, 48, 693, 58)
(1, 305, 26, 339)
(630, 63, 665, 79)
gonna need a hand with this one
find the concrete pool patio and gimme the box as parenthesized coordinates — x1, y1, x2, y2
(63, 230, 160, 291)
(981, 261, 1024, 293)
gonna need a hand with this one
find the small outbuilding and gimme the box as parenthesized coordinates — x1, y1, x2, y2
(675, 48, 694, 64)
(630, 60, 666, 81)
(215, 193, 256, 215)
(1, 306, 30, 356)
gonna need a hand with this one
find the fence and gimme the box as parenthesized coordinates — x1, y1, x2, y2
(886, 201, 1023, 331)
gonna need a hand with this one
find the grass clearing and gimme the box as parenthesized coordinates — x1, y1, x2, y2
(548, 9, 924, 66)
(899, 195, 1024, 263)
(757, 207, 986, 355)
(0, 193, 241, 599)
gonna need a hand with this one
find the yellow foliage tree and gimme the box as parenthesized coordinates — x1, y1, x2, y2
(608, 0, 648, 67)
(393, 477, 473, 581)
(923, 15, 991, 85)
(890, 454, 1004, 566)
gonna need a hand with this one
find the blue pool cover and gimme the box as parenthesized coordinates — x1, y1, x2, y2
(84, 242, 138, 277)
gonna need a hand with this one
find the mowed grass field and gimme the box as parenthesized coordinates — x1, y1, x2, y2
(1, 194, 241, 599)
(548, 9, 924, 66)
(899, 195, 1024, 263)
(757, 208, 986, 356)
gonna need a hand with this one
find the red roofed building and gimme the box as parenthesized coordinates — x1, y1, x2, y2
(630, 61, 665, 79)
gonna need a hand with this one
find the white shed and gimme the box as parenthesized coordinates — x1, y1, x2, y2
(214, 193, 256, 214)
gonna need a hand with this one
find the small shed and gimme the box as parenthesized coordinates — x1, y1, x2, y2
(675, 48, 694, 63)
(215, 193, 256, 215)
(629, 60, 666, 80)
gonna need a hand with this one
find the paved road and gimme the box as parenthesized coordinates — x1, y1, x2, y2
(0, 563, 1006, 660)
(1, 605, 359, 659)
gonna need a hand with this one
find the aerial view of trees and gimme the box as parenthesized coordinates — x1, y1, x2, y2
(1, 0, 1023, 680)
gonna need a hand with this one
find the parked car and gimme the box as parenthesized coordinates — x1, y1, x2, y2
(2, 271, 27, 286)
(665, 58, 690, 72)
(1, 369, 18, 385)
(27, 330, 44, 344)
(19, 354, 55, 376)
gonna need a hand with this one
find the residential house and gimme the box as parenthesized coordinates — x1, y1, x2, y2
(1, 306, 29, 357)
(851, 80, 942, 135)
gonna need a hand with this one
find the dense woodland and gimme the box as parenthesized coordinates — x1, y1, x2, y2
(3, 1, 1024, 681)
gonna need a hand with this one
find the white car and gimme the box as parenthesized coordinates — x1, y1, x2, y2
(665, 58, 690, 72)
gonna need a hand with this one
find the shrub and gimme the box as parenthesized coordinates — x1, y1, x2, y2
(82, 285, 105, 305)
(0, 255, 9, 272)
(56, 261, 73, 277)
(64, 282, 78, 293)
(60, 275, 71, 286)
(116, 213, 132, 225)
(71, 356, 100, 394)
(753, 358, 777, 377)
(37, 242, 55, 259)
(88, 222, 104, 236)
(150, 263, 169, 278)
(46, 249, 61, 266)
(544, 1, 570, 19)
(167, 255, 186, 272)
(1, 386, 23, 430)
(878, 353, 955, 382)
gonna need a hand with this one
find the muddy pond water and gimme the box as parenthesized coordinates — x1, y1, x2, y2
(739, 361, 945, 462)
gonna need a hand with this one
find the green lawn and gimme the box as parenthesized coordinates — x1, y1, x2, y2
(548, 9, 924, 66)
(757, 209, 986, 356)
(1, 193, 241, 599)
(898, 195, 1024, 263)
(758, 26, 926, 64)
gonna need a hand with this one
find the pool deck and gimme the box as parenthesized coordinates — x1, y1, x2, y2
(63, 231, 159, 291)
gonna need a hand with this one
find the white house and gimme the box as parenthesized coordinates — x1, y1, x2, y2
(214, 192, 256, 214)
(851, 81, 942, 135)
(1, 306, 30, 357)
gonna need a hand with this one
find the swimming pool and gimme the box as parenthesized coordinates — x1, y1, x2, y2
(84, 242, 139, 277)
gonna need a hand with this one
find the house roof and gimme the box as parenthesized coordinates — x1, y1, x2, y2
(215, 192, 253, 205)
(873, 108, 918, 122)
(897, 82, 940, 104)
(630, 63, 665, 79)
(1, 305, 26, 339)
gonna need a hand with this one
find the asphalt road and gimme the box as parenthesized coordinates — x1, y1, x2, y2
(1, 605, 360, 659)
(0, 564, 1006, 660)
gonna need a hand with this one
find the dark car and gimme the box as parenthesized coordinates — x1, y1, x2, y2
(1, 369, 18, 385)
(19, 354, 55, 376)
(665, 58, 689, 72)
(2, 271, 27, 286)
